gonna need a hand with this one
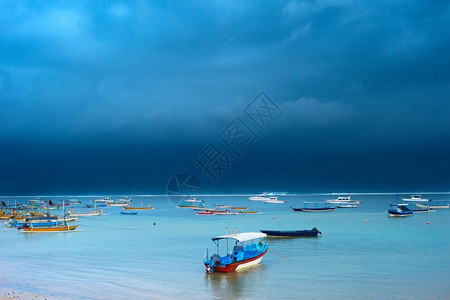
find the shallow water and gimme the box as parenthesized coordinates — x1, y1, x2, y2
(1, 194, 449, 299)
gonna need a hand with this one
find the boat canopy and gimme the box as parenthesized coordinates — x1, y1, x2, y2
(212, 232, 266, 242)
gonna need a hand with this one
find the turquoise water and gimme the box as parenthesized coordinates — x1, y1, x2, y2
(1, 194, 449, 299)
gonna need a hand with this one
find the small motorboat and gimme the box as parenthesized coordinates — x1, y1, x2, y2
(387, 203, 413, 217)
(291, 202, 336, 212)
(249, 193, 268, 201)
(260, 228, 322, 237)
(326, 196, 361, 204)
(204, 232, 268, 273)
(262, 197, 285, 204)
(121, 211, 138, 215)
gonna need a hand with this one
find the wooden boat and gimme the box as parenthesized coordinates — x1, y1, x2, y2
(291, 202, 336, 212)
(238, 210, 258, 214)
(197, 211, 214, 215)
(260, 228, 322, 237)
(19, 224, 78, 232)
(204, 232, 268, 273)
(123, 204, 153, 210)
(231, 206, 248, 210)
(387, 204, 413, 217)
(214, 210, 238, 215)
(69, 209, 102, 217)
(121, 211, 138, 215)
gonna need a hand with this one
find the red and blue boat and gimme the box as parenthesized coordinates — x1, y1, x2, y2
(204, 232, 268, 273)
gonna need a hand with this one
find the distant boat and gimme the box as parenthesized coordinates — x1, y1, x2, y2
(203, 232, 268, 273)
(121, 211, 138, 215)
(262, 197, 286, 204)
(19, 223, 78, 232)
(214, 210, 238, 215)
(178, 198, 205, 208)
(249, 193, 269, 201)
(326, 196, 361, 204)
(260, 228, 322, 237)
(197, 211, 214, 215)
(123, 204, 153, 210)
(291, 202, 336, 212)
(107, 197, 131, 207)
(335, 203, 358, 208)
(387, 203, 413, 217)
(401, 195, 429, 202)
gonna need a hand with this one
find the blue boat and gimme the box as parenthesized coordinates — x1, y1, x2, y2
(204, 232, 268, 273)
(121, 211, 137, 215)
(387, 203, 413, 217)
(260, 228, 322, 237)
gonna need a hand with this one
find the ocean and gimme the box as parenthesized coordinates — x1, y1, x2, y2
(1, 194, 449, 299)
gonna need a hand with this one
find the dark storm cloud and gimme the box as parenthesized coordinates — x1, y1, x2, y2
(0, 1, 449, 194)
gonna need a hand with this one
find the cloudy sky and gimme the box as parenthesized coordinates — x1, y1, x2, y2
(1, 1, 449, 195)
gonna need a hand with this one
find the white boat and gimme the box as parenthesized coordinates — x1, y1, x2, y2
(68, 210, 102, 217)
(401, 195, 429, 202)
(185, 198, 204, 203)
(249, 193, 269, 201)
(335, 203, 358, 208)
(326, 196, 361, 204)
(107, 197, 130, 207)
(262, 197, 285, 204)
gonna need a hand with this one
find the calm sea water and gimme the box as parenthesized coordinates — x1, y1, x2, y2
(1, 194, 449, 299)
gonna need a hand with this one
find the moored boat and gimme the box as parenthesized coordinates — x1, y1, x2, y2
(291, 202, 336, 212)
(260, 227, 322, 237)
(326, 196, 361, 204)
(121, 211, 138, 215)
(123, 204, 153, 210)
(19, 223, 78, 232)
(387, 203, 413, 217)
(262, 197, 285, 204)
(204, 232, 268, 273)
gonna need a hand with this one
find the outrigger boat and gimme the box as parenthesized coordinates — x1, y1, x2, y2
(123, 204, 153, 210)
(416, 200, 450, 209)
(260, 227, 322, 237)
(18, 223, 78, 232)
(197, 211, 215, 215)
(204, 232, 268, 273)
(291, 202, 336, 212)
(107, 197, 131, 207)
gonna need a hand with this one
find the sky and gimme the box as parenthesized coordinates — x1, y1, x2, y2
(1, 0, 450, 195)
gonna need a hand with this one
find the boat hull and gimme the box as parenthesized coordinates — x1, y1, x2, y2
(20, 225, 78, 232)
(205, 249, 267, 272)
(292, 207, 335, 212)
(123, 206, 153, 210)
(260, 230, 321, 237)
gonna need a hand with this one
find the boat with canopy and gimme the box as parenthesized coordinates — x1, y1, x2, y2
(204, 232, 268, 273)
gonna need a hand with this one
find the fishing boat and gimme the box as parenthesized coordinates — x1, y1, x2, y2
(214, 210, 238, 215)
(423, 200, 450, 209)
(215, 204, 232, 209)
(178, 198, 205, 208)
(68, 209, 102, 217)
(197, 211, 214, 215)
(260, 227, 322, 237)
(326, 196, 361, 204)
(262, 196, 285, 204)
(121, 211, 138, 215)
(387, 203, 413, 217)
(18, 223, 78, 232)
(123, 204, 153, 210)
(107, 197, 131, 207)
(203, 232, 268, 273)
(238, 210, 258, 214)
(291, 202, 336, 212)
(231, 206, 248, 210)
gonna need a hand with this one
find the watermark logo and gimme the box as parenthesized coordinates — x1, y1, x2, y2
(167, 172, 202, 206)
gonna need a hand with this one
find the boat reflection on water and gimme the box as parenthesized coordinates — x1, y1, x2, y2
(204, 264, 265, 299)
